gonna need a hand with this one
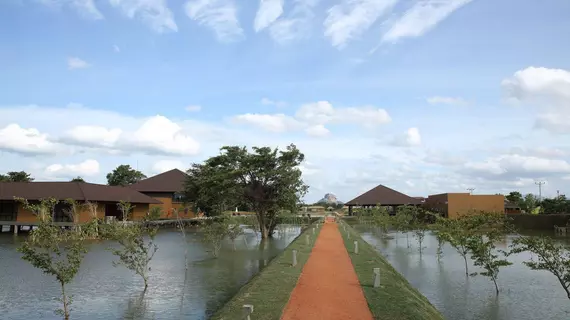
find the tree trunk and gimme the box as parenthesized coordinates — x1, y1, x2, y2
(493, 278, 499, 295)
(463, 255, 469, 276)
(61, 282, 70, 320)
(261, 224, 269, 239)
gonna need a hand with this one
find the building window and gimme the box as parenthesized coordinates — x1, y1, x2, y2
(172, 193, 186, 203)
(0, 201, 17, 221)
(53, 203, 73, 223)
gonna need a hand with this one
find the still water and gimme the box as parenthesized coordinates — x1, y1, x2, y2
(0, 226, 300, 320)
(355, 225, 570, 320)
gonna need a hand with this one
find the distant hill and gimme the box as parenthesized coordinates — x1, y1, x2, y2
(316, 193, 343, 206)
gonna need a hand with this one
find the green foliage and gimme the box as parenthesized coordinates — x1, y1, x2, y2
(0, 171, 34, 182)
(16, 198, 86, 320)
(226, 217, 245, 251)
(117, 200, 135, 222)
(147, 206, 163, 221)
(521, 193, 539, 213)
(104, 204, 159, 290)
(505, 191, 523, 205)
(64, 198, 83, 225)
(184, 144, 308, 238)
(540, 195, 570, 214)
(70, 176, 85, 183)
(200, 218, 230, 258)
(106, 164, 146, 186)
(467, 233, 512, 294)
(510, 236, 570, 299)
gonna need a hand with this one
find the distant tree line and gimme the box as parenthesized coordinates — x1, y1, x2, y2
(505, 191, 570, 214)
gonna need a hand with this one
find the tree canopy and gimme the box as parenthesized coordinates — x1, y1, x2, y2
(70, 176, 85, 183)
(106, 165, 146, 186)
(0, 171, 34, 182)
(184, 144, 308, 238)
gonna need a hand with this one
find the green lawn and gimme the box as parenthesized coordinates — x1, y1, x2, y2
(210, 222, 323, 320)
(338, 221, 444, 320)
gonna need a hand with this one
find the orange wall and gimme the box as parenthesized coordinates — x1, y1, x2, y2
(447, 193, 505, 219)
(144, 192, 195, 219)
(15, 201, 151, 222)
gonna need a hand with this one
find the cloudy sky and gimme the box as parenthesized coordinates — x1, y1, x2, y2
(1, 0, 569, 203)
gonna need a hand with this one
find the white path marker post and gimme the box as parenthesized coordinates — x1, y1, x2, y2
(373, 268, 381, 288)
(243, 304, 254, 320)
(354, 241, 359, 254)
(312, 227, 315, 235)
(292, 249, 298, 267)
(305, 235, 310, 246)
(347, 232, 350, 240)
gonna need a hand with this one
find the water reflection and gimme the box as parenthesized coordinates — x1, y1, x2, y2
(356, 227, 570, 320)
(0, 226, 300, 320)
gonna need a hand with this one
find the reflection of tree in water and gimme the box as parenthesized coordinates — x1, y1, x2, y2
(122, 291, 154, 320)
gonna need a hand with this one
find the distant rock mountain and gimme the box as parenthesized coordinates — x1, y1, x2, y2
(317, 193, 343, 205)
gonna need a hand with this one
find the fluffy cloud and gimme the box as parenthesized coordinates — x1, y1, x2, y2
(382, 0, 473, 43)
(109, 0, 178, 33)
(324, 0, 397, 48)
(152, 160, 186, 174)
(391, 127, 421, 147)
(464, 154, 570, 178)
(39, 0, 104, 20)
(68, 57, 91, 70)
(45, 159, 100, 178)
(0, 124, 60, 156)
(268, 0, 318, 44)
(233, 101, 391, 135)
(254, 0, 284, 32)
(185, 0, 243, 42)
(427, 96, 467, 106)
(502, 66, 570, 134)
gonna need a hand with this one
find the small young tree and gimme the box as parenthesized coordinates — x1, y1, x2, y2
(83, 201, 100, 238)
(106, 206, 159, 291)
(510, 236, 570, 299)
(173, 208, 189, 270)
(117, 200, 134, 222)
(467, 233, 512, 294)
(438, 217, 472, 276)
(64, 198, 83, 232)
(201, 218, 229, 258)
(395, 205, 416, 248)
(226, 216, 244, 251)
(16, 197, 87, 320)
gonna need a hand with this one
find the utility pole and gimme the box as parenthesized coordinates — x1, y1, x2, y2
(535, 181, 545, 202)
(467, 188, 475, 195)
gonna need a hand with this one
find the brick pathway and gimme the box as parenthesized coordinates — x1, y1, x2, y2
(280, 219, 373, 320)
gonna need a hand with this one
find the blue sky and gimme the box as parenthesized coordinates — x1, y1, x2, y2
(1, 0, 570, 203)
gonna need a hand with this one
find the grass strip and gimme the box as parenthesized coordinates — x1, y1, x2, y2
(211, 222, 323, 320)
(338, 220, 444, 320)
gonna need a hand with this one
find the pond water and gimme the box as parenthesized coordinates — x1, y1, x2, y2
(354, 225, 570, 320)
(0, 225, 300, 320)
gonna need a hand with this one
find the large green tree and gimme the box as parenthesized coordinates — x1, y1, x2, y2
(505, 191, 523, 204)
(0, 171, 34, 182)
(106, 165, 146, 186)
(184, 144, 308, 238)
(70, 176, 85, 183)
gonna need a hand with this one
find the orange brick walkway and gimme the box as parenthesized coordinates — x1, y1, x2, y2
(280, 219, 373, 320)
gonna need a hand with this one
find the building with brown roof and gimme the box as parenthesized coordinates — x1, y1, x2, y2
(345, 185, 421, 216)
(0, 181, 161, 223)
(129, 169, 192, 218)
(423, 193, 505, 218)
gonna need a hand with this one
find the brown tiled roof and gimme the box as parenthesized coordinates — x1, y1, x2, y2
(129, 169, 187, 193)
(0, 182, 161, 204)
(345, 185, 421, 206)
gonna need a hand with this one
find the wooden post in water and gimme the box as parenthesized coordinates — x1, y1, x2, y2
(292, 249, 298, 266)
(13, 225, 18, 235)
(242, 304, 254, 320)
(373, 268, 381, 288)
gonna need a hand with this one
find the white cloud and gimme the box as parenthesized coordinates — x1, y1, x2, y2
(232, 114, 302, 133)
(268, 0, 319, 44)
(465, 154, 570, 177)
(152, 160, 186, 174)
(64, 115, 200, 156)
(382, 0, 472, 43)
(254, 0, 284, 32)
(45, 159, 100, 178)
(109, 0, 178, 33)
(68, 57, 91, 70)
(39, 0, 104, 20)
(185, 0, 244, 42)
(261, 98, 287, 108)
(426, 96, 467, 106)
(113, 45, 121, 53)
(391, 127, 421, 147)
(324, 0, 397, 48)
(0, 124, 59, 156)
(305, 124, 330, 137)
(502, 66, 570, 134)
(185, 105, 202, 112)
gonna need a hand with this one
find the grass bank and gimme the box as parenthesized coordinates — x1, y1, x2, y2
(338, 221, 444, 320)
(211, 221, 323, 320)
